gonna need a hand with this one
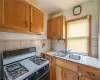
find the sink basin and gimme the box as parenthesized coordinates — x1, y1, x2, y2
(53, 51, 67, 57)
(66, 54, 82, 61)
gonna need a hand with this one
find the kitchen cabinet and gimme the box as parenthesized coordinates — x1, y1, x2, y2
(56, 65, 63, 80)
(0, 0, 44, 34)
(30, 6, 44, 34)
(0, 0, 30, 32)
(79, 66, 100, 80)
(44, 54, 100, 80)
(63, 68, 78, 80)
(79, 77, 91, 80)
(47, 19, 53, 39)
(47, 16, 65, 39)
(45, 55, 56, 80)
(56, 16, 65, 39)
(47, 19, 56, 39)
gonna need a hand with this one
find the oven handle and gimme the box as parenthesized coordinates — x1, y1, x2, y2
(36, 69, 50, 80)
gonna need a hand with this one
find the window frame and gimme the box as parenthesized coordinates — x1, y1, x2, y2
(65, 15, 92, 56)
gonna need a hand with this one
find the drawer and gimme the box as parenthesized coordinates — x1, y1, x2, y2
(56, 59, 78, 73)
(79, 66, 100, 80)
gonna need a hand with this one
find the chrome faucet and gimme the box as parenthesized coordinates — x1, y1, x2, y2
(65, 49, 72, 54)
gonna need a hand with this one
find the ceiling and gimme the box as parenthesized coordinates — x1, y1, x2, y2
(29, 0, 91, 15)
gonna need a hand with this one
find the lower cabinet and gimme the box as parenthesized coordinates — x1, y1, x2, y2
(63, 68, 78, 80)
(50, 66, 56, 80)
(45, 54, 100, 80)
(55, 66, 78, 80)
(44, 55, 56, 80)
(79, 77, 91, 80)
(56, 66, 63, 80)
(79, 66, 100, 80)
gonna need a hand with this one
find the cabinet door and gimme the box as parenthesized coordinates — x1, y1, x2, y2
(47, 19, 53, 39)
(56, 66, 63, 80)
(56, 16, 63, 39)
(47, 18, 56, 39)
(79, 76, 91, 80)
(79, 66, 100, 80)
(31, 6, 44, 34)
(0, 0, 30, 31)
(50, 66, 56, 80)
(63, 69, 78, 80)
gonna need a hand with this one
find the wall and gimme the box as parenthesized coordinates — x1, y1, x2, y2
(51, 0, 99, 58)
(0, 39, 51, 56)
(98, 0, 100, 59)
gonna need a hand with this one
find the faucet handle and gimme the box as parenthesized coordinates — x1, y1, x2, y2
(67, 49, 72, 53)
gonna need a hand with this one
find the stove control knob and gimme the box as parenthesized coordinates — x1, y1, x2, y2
(24, 78, 29, 80)
(36, 72, 38, 75)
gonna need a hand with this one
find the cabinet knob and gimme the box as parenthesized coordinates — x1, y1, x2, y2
(25, 21, 28, 28)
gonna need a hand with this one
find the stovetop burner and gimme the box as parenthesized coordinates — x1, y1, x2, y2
(5, 62, 28, 80)
(29, 55, 46, 65)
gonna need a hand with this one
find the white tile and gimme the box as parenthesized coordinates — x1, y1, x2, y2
(92, 38, 98, 47)
(5, 41, 14, 51)
(0, 41, 5, 53)
(92, 47, 98, 58)
(20, 40, 27, 48)
(31, 40, 35, 47)
(13, 40, 21, 50)
(26, 40, 31, 48)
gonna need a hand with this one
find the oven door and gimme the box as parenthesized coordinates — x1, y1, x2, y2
(37, 70, 50, 80)
(24, 69, 50, 80)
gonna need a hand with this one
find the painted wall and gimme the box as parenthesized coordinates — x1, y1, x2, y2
(51, 0, 99, 58)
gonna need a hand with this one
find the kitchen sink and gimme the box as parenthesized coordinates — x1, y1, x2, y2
(53, 51, 67, 57)
(65, 53, 83, 61)
(53, 51, 83, 61)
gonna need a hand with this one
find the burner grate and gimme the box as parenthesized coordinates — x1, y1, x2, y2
(5, 62, 28, 80)
(29, 56, 46, 65)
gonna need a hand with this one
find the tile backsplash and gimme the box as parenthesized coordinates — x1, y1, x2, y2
(0, 39, 51, 56)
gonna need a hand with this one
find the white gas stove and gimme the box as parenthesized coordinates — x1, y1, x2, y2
(3, 47, 50, 80)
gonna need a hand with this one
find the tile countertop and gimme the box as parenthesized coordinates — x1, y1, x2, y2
(44, 51, 100, 69)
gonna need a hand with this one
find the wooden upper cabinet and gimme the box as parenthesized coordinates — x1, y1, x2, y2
(30, 6, 44, 34)
(47, 19, 56, 39)
(47, 16, 65, 39)
(47, 19, 52, 39)
(56, 16, 65, 39)
(0, 0, 30, 32)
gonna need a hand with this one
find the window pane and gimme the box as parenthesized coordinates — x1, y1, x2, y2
(67, 19, 89, 38)
(67, 38, 88, 53)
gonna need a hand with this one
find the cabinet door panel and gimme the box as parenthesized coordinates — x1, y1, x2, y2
(50, 66, 56, 80)
(47, 19, 56, 39)
(56, 66, 62, 80)
(47, 19, 52, 39)
(63, 69, 78, 80)
(1, 0, 30, 31)
(80, 76, 91, 80)
(56, 16, 63, 39)
(31, 6, 44, 34)
(79, 66, 100, 80)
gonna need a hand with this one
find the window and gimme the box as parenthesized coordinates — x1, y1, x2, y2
(66, 15, 91, 56)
